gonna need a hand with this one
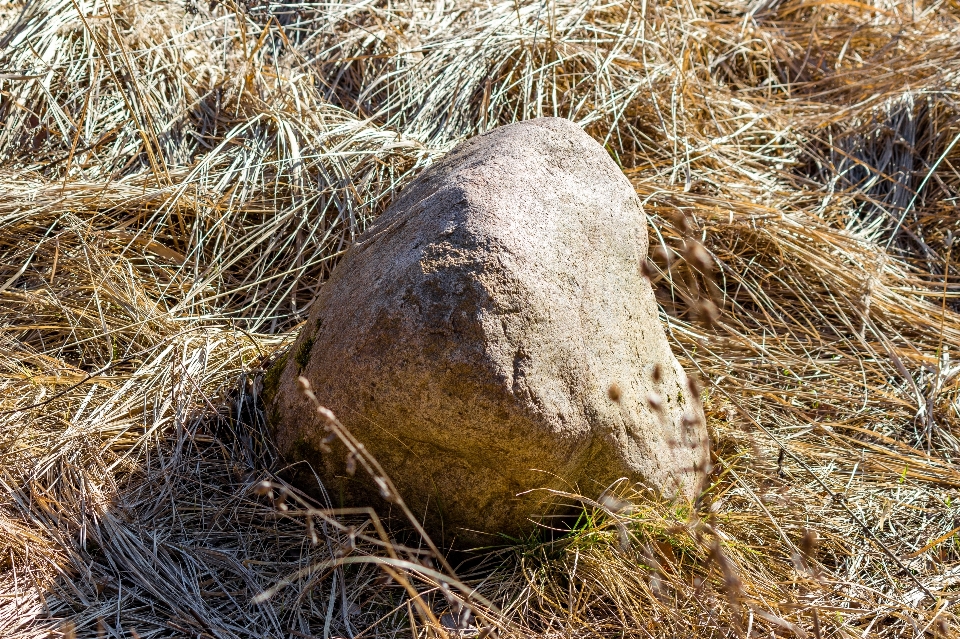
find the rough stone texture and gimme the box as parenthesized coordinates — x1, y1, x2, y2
(265, 117, 709, 546)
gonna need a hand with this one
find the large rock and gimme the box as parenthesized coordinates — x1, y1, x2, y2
(265, 118, 708, 546)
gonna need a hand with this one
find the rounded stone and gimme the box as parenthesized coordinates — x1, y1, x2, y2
(265, 118, 709, 547)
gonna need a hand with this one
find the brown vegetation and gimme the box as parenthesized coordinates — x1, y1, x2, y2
(1, 0, 959, 636)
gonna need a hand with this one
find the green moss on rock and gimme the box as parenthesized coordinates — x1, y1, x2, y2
(295, 336, 314, 372)
(262, 351, 288, 405)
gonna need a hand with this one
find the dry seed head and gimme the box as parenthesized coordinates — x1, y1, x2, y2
(692, 576, 705, 594)
(696, 298, 719, 327)
(706, 278, 724, 304)
(650, 363, 663, 383)
(935, 616, 950, 638)
(298, 376, 318, 402)
(273, 485, 290, 511)
(681, 411, 701, 429)
(684, 240, 713, 274)
(649, 571, 668, 601)
(345, 452, 357, 476)
(800, 528, 818, 559)
(374, 476, 393, 501)
(710, 540, 743, 595)
(599, 493, 631, 513)
(319, 432, 336, 453)
(640, 544, 662, 574)
(653, 244, 674, 267)
(646, 391, 664, 411)
(252, 480, 274, 497)
(608, 382, 622, 402)
(639, 257, 656, 279)
(670, 210, 693, 234)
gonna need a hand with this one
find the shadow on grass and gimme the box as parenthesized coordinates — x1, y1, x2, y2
(34, 367, 421, 639)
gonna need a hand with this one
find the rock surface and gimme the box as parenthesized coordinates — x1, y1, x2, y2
(265, 117, 709, 546)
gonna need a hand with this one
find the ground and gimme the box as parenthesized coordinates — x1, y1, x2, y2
(1, 0, 959, 637)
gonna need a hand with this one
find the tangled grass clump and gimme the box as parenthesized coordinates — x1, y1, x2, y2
(2, 0, 960, 636)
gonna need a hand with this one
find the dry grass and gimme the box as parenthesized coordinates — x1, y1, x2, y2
(2, 0, 960, 636)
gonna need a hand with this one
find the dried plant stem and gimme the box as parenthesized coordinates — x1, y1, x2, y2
(1, 0, 960, 636)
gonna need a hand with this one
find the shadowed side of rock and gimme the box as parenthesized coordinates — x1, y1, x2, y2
(265, 117, 709, 547)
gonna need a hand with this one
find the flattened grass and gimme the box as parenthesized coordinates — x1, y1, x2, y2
(1, 0, 960, 636)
